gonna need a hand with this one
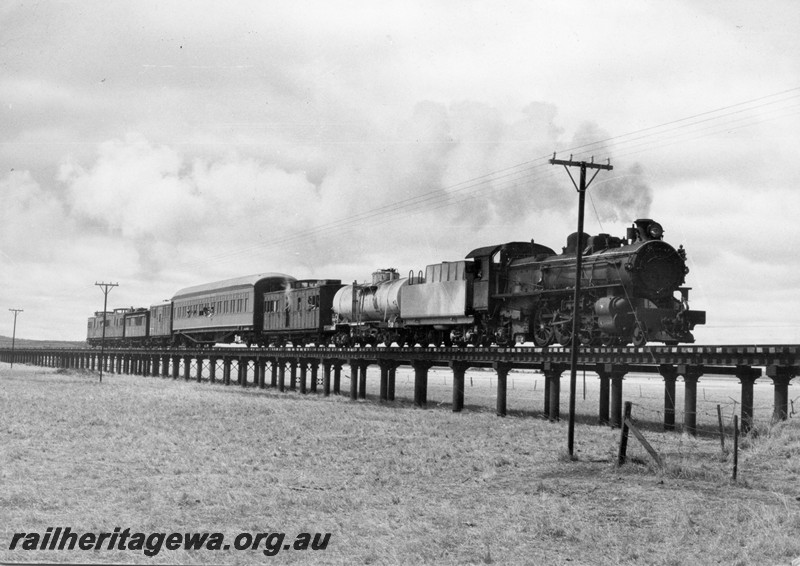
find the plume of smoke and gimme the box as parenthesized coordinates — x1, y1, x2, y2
(566, 122, 653, 222)
(591, 162, 653, 222)
(45, 105, 655, 282)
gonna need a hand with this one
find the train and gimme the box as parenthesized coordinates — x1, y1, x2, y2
(86, 218, 705, 348)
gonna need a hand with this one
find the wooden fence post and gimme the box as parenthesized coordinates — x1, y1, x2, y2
(617, 401, 633, 466)
(617, 401, 664, 469)
(717, 404, 726, 453)
(732, 415, 739, 481)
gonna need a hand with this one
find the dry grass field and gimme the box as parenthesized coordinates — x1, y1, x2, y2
(1, 361, 799, 565)
(0, 335, 86, 349)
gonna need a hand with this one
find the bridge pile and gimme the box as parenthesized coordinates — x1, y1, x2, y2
(1, 345, 796, 435)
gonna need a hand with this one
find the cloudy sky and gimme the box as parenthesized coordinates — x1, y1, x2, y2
(1, 1, 799, 344)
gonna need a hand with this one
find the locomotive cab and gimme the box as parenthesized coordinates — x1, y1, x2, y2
(466, 241, 556, 312)
(465, 241, 557, 345)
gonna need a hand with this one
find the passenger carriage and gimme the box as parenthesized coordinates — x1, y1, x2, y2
(263, 279, 343, 345)
(171, 273, 295, 346)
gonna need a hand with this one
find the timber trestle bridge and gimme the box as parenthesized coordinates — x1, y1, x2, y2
(2, 344, 797, 435)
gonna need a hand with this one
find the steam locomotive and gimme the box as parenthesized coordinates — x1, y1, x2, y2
(86, 218, 704, 348)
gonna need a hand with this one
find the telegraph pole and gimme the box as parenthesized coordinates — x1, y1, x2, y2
(549, 154, 613, 457)
(95, 282, 118, 383)
(8, 308, 23, 369)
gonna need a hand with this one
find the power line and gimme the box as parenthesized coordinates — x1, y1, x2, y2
(172, 87, 800, 270)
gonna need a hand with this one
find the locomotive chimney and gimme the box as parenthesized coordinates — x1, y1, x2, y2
(634, 218, 664, 241)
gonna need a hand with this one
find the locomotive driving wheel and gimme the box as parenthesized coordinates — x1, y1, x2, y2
(554, 322, 573, 347)
(532, 306, 554, 347)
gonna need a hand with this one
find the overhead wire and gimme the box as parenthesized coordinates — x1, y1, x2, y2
(580, 91, 800, 351)
(573, 87, 800, 156)
(194, 94, 800, 266)
(175, 87, 800, 270)
(334, 92, 800, 241)
(300, 91, 798, 240)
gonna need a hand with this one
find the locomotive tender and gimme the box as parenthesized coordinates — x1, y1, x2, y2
(86, 218, 705, 348)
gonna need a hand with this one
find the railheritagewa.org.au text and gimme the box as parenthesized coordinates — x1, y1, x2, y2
(8, 527, 331, 557)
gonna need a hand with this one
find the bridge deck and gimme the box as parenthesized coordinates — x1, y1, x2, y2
(2, 345, 797, 435)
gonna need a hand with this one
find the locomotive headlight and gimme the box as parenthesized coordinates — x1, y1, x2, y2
(647, 222, 664, 239)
